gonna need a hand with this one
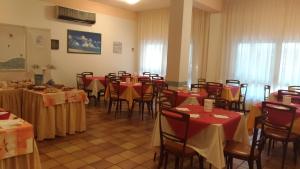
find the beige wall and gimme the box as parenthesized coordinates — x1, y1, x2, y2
(0, 0, 138, 86)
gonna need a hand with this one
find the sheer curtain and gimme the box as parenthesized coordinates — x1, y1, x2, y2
(219, 0, 300, 102)
(137, 9, 169, 76)
(138, 8, 210, 80)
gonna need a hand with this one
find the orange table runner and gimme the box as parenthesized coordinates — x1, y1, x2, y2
(0, 114, 33, 160)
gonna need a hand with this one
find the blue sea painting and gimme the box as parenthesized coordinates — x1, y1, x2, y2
(67, 30, 101, 54)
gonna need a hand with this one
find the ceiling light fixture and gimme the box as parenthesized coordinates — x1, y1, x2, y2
(126, 0, 140, 5)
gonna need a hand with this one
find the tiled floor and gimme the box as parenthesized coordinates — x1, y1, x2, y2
(38, 102, 300, 169)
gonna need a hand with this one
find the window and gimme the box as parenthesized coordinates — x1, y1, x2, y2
(234, 42, 276, 101)
(278, 42, 300, 87)
(139, 42, 165, 75)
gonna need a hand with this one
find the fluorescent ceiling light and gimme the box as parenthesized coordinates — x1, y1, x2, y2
(126, 0, 140, 5)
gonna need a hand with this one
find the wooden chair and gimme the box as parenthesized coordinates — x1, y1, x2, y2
(235, 83, 248, 114)
(118, 71, 126, 77)
(143, 72, 151, 77)
(206, 82, 223, 98)
(190, 83, 206, 91)
(120, 73, 132, 82)
(277, 90, 300, 103)
(226, 79, 240, 86)
(224, 115, 266, 169)
(214, 98, 229, 109)
(108, 72, 116, 77)
(154, 82, 169, 116)
(152, 76, 164, 80)
(81, 72, 93, 78)
(158, 89, 177, 113)
(138, 76, 151, 82)
(107, 81, 129, 118)
(288, 86, 300, 92)
(262, 101, 299, 169)
(76, 74, 84, 90)
(150, 74, 159, 79)
(158, 108, 204, 169)
(264, 85, 271, 101)
(198, 78, 206, 85)
(131, 82, 155, 120)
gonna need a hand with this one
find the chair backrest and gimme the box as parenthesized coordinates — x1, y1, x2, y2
(108, 81, 121, 98)
(277, 90, 300, 103)
(214, 98, 229, 109)
(118, 71, 126, 77)
(206, 82, 223, 98)
(82, 72, 93, 78)
(143, 72, 151, 77)
(239, 83, 248, 103)
(198, 78, 206, 85)
(108, 72, 116, 77)
(226, 79, 240, 86)
(288, 85, 300, 92)
(159, 89, 177, 111)
(138, 76, 151, 82)
(76, 74, 84, 89)
(262, 101, 296, 139)
(159, 108, 190, 153)
(250, 115, 266, 158)
(141, 82, 154, 100)
(120, 73, 132, 82)
(152, 76, 164, 80)
(264, 85, 271, 101)
(190, 83, 206, 91)
(150, 74, 159, 79)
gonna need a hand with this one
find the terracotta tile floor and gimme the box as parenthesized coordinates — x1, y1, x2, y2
(38, 103, 300, 169)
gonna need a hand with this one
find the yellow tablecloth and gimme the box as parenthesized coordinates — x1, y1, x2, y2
(0, 141, 41, 169)
(22, 89, 86, 141)
(221, 85, 240, 102)
(105, 82, 142, 108)
(0, 88, 22, 117)
(151, 111, 248, 169)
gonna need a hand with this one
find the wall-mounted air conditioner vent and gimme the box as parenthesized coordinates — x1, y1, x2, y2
(56, 6, 96, 24)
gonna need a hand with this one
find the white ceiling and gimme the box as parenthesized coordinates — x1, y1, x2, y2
(91, 0, 170, 12)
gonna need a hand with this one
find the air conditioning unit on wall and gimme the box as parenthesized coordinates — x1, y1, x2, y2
(56, 6, 96, 24)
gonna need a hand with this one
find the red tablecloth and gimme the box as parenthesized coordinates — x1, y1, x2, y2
(165, 105, 241, 140)
(176, 90, 208, 106)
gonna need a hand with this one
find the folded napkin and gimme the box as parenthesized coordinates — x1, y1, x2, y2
(213, 114, 229, 119)
(175, 107, 190, 111)
(190, 93, 200, 96)
(190, 114, 200, 118)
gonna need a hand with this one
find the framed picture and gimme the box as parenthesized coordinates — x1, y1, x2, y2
(51, 39, 59, 50)
(67, 29, 101, 54)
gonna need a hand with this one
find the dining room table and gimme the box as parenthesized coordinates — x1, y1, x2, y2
(22, 88, 87, 141)
(82, 76, 106, 98)
(175, 89, 208, 106)
(151, 105, 249, 169)
(0, 109, 41, 169)
(0, 87, 23, 117)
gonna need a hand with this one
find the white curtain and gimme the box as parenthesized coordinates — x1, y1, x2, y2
(219, 0, 300, 102)
(138, 8, 210, 80)
(138, 9, 169, 76)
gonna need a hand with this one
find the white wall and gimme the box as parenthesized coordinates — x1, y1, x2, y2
(0, 0, 137, 86)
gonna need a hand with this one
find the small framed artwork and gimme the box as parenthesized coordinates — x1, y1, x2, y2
(113, 41, 122, 54)
(51, 39, 59, 50)
(67, 29, 101, 54)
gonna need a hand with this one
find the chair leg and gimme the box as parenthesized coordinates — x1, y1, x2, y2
(197, 155, 204, 169)
(115, 101, 119, 119)
(179, 157, 184, 169)
(294, 141, 298, 164)
(190, 156, 193, 168)
(268, 138, 272, 155)
(141, 102, 145, 120)
(281, 142, 288, 169)
(157, 148, 164, 169)
(164, 152, 168, 169)
(175, 156, 179, 169)
(256, 157, 262, 169)
(107, 99, 112, 114)
(130, 101, 135, 118)
(248, 160, 254, 169)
